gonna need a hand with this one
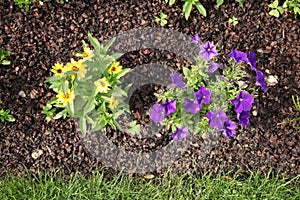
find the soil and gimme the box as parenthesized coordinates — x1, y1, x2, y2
(0, 0, 299, 179)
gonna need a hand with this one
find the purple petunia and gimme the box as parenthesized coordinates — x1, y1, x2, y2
(208, 62, 221, 73)
(194, 86, 211, 105)
(255, 70, 268, 93)
(162, 99, 177, 115)
(192, 33, 201, 44)
(184, 86, 211, 114)
(223, 119, 237, 138)
(228, 50, 249, 64)
(231, 91, 254, 113)
(184, 98, 201, 114)
(237, 110, 250, 126)
(206, 110, 229, 130)
(149, 103, 165, 124)
(170, 72, 186, 90)
(248, 51, 257, 71)
(199, 41, 218, 61)
(172, 126, 189, 141)
(150, 99, 177, 124)
(206, 109, 237, 138)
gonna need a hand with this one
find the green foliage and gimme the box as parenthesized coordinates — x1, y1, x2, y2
(0, 99, 15, 123)
(269, 0, 300, 18)
(182, 0, 206, 19)
(235, 0, 245, 9)
(290, 95, 300, 129)
(13, 0, 68, 11)
(155, 12, 168, 26)
(0, 48, 10, 66)
(229, 16, 239, 26)
(165, 0, 176, 6)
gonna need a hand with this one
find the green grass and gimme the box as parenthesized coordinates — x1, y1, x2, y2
(0, 170, 299, 200)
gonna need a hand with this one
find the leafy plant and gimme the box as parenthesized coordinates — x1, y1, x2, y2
(0, 100, 15, 123)
(182, 0, 206, 19)
(165, 0, 176, 6)
(269, 0, 285, 17)
(229, 16, 238, 26)
(149, 34, 268, 140)
(291, 95, 300, 129)
(43, 33, 135, 136)
(0, 48, 10, 66)
(235, 0, 245, 9)
(14, 0, 68, 11)
(269, 0, 300, 18)
(155, 12, 168, 26)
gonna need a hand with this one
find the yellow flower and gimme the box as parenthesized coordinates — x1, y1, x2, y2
(51, 63, 65, 77)
(56, 89, 74, 106)
(64, 62, 76, 80)
(82, 47, 94, 60)
(109, 96, 118, 109)
(94, 77, 110, 94)
(108, 61, 122, 74)
(66, 58, 87, 80)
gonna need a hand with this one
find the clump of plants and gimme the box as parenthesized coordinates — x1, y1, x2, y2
(0, 48, 10, 66)
(149, 33, 267, 140)
(0, 100, 15, 123)
(13, 0, 68, 11)
(42, 33, 133, 136)
(269, 0, 300, 18)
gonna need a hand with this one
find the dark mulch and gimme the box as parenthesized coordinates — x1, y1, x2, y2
(0, 0, 299, 179)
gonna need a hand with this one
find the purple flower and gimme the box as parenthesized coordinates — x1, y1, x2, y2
(192, 33, 201, 44)
(248, 51, 257, 71)
(172, 126, 189, 141)
(170, 73, 185, 90)
(150, 103, 165, 124)
(228, 50, 249, 64)
(223, 119, 237, 138)
(194, 86, 211, 105)
(255, 70, 268, 93)
(162, 99, 177, 115)
(208, 62, 221, 73)
(206, 110, 228, 130)
(150, 99, 177, 124)
(237, 110, 250, 126)
(199, 41, 218, 61)
(231, 91, 254, 113)
(184, 98, 201, 114)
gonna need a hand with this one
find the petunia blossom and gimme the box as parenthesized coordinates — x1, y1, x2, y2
(206, 109, 229, 130)
(237, 110, 250, 126)
(194, 86, 211, 105)
(149, 103, 166, 124)
(231, 91, 254, 113)
(199, 41, 218, 61)
(184, 98, 201, 114)
(208, 62, 221, 73)
(223, 119, 237, 138)
(162, 99, 177, 115)
(228, 50, 249, 64)
(192, 33, 201, 44)
(172, 126, 189, 141)
(255, 70, 268, 93)
(170, 72, 186, 90)
(248, 51, 257, 71)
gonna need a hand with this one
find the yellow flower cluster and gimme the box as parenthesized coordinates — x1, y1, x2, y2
(56, 89, 74, 105)
(94, 77, 110, 94)
(51, 58, 87, 80)
(108, 61, 122, 74)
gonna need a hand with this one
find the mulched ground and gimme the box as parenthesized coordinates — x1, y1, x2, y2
(0, 0, 299, 179)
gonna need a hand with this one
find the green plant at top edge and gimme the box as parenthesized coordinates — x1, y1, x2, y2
(269, 0, 300, 18)
(13, 0, 69, 11)
(155, 12, 168, 26)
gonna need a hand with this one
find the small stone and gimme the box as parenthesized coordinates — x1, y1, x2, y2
(266, 75, 278, 86)
(18, 90, 26, 98)
(144, 174, 155, 179)
(252, 110, 257, 116)
(31, 149, 43, 159)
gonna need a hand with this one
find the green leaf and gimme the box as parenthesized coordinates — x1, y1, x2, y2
(83, 98, 95, 115)
(103, 37, 116, 53)
(183, 67, 191, 77)
(88, 32, 101, 50)
(160, 19, 168, 26)
(79, 117, 87, 137)
(269, 9, 280, 17)
(53, 110, 66, 119)
(155, 16, 161, 22)
(1, 60, 10, 65)
(111, 52, 124, 60)
(278, 6, 284, 14)
(269, 0, 279, 9)
(194, 1, 207, 17)
(160, 12, 167, 19)
(216, 0, 224, 7)
(116, 68, 131, 79)
(183, 1, 193, 20)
